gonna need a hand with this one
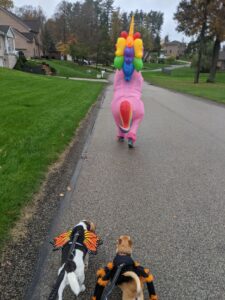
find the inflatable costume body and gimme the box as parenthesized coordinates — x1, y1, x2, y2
(112, 16, 145, 147)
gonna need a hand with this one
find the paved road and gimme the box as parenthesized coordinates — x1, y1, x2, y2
(142, 63, 190, 72)
(53, 76, 109, 83)
(28, 76, 225, 300)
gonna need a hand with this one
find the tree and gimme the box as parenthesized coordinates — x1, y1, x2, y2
(164, 35, 169, 43)
(15, 5, 46, 24)
(121, 12, 129, 30)
(174, 0, 212, 83)
(0, 0, 13, 9)
(54, 1, 73, 44)
(111, 9, 122, 44)
(42, 23, 56, 55)
(154, 34, 161, 55)
(207, 0, 225, 83)
(40, 0, 164, 66)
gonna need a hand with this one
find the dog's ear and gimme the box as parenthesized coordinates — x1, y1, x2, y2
(83, 220, 91, 231)
(128, 238, 133, 247)
(83, 220, 96, 232)
(89, 221, 96, 232)
(118, 237, 122, 245)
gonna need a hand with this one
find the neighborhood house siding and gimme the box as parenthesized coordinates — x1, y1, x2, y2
(0, 36, 4, 56)
(163, 41, 186, 57)
(13, 30, 27, 50)
(0, 9, 29, 33)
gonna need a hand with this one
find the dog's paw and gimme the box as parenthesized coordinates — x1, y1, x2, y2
(80, 284, 86, 292)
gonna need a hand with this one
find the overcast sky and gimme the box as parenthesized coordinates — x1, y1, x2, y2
(13, 0, 189, 42)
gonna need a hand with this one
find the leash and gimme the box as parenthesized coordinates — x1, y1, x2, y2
(100, 263, 125, 300)
(48, 232, 79, 300)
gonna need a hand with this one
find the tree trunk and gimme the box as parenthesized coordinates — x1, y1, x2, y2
(207, 37, 221, 83)
(194, 0, 210, 84)
(194, 41, 203, 83)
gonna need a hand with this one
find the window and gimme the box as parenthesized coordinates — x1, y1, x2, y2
(7, 37, 14, 53)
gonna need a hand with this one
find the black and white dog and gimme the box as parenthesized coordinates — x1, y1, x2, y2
(49, 220, 99, 300)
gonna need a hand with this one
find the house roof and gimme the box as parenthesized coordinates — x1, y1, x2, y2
(23, 20, 41, 33)
(0, 25, 15, 37)
(21, 32, 35, 41)
(164, 40, 186, 46)
(0, 6, 31, 31)
(0, 25, 10, 34)
(13, 28, 33, 41)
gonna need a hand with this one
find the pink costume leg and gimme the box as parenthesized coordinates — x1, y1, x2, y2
(127, 100, 144, 143)
(111, 100, 126, 139)
(117, 127, 126, 138)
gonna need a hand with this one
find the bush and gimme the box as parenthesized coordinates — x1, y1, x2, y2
(158, 58, 165, 64)
(150, 54, 158, 63)
(50, 67, 56, 75)
(165, 56, 176, 64)
(14, 51, 26, 70)
(15, 56, 45, 75)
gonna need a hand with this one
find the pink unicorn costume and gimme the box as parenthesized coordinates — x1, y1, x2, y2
(111, 69, 144, 143)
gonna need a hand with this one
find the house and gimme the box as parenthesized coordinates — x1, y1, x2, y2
(217, 46, 225, 71)
(0, 25, 17, 68)
(0, 6, 43, 59)
(163, 40, 186, 58)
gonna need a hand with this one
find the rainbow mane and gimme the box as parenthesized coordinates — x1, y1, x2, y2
(114, 16, 144, 81)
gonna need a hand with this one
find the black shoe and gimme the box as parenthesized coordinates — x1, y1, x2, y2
(118, 136, 125, 142)
(128, 138, 134, 148)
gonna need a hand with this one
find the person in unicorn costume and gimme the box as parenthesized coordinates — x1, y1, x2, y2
(111, 16, 144, 148)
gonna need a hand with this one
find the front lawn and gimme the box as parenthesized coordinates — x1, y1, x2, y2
(0, 68, 104, 249)
(143, 67, 225, 103)
(34, 59, 100, 78)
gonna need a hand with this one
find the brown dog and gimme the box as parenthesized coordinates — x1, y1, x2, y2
(92, 235, 157, 300)
(117, 235, 144, 300)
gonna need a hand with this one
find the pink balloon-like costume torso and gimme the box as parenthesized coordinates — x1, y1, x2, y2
(111, 69, 144, 143)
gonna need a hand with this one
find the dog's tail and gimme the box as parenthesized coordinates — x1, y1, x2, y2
(123, 271, 142, 300)
(65, 261, 81, 296)
(48, 268, 66, 300)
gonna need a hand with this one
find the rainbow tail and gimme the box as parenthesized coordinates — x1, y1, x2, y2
(119, 100, 132, 133)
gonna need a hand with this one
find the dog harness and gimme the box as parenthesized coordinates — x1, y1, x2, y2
(51, 225, 101, 254)
(92, 254, 158, 300)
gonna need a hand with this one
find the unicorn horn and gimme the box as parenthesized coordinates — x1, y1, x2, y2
(129, 15, 134, 36)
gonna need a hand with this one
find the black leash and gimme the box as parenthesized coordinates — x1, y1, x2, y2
(100, 263, 125, 300)
(48, 232, 79, 300)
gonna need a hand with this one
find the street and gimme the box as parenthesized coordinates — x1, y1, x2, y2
(28, 76, 225, 300)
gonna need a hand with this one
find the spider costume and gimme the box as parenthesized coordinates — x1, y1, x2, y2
(92, 254, 158, 300)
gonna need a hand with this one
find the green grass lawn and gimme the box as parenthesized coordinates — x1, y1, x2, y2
(143, 67, 225, 103)
(0, 68, 104, 249)
(34, 59, 100, 78)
